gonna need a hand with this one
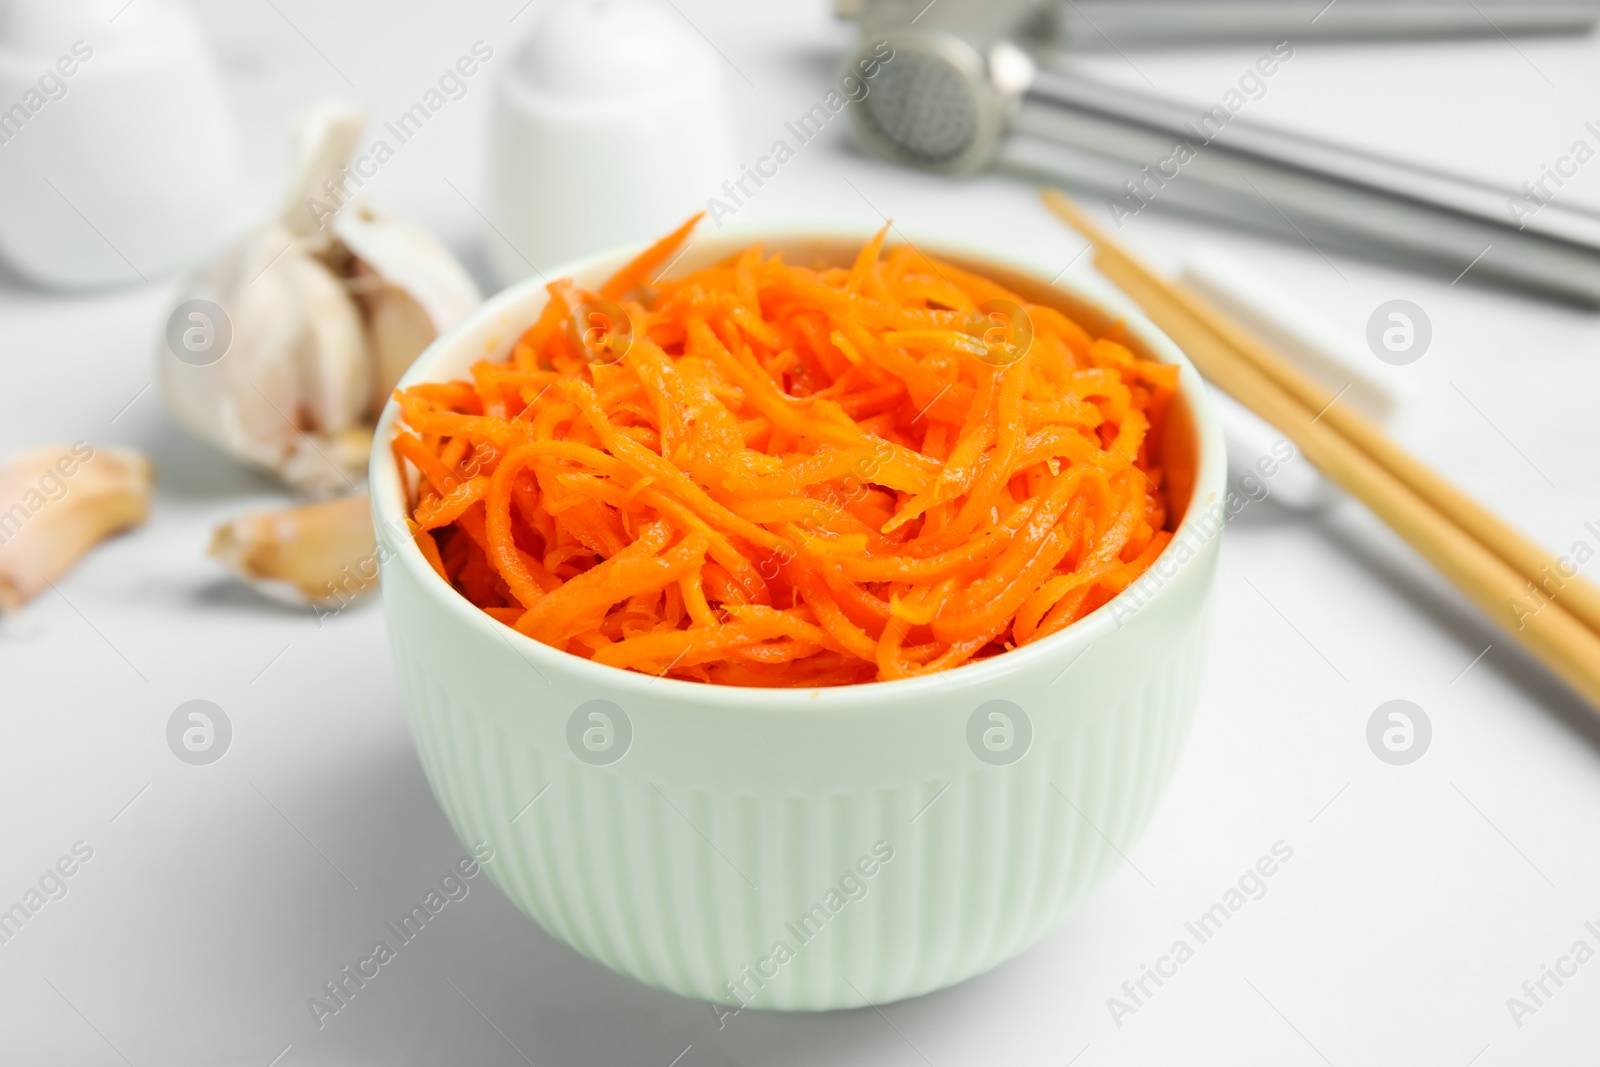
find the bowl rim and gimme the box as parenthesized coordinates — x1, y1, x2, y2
(370, 222, 1227, 708)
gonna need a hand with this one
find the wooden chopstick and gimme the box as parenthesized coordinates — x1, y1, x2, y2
(1125, 225, 1600, 638)
(1041, 188, 1600, 710)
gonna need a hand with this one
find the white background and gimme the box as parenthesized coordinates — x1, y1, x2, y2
(3, 1, 1600, 1064)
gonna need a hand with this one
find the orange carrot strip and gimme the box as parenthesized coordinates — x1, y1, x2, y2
(487, 443, 554, 609)
(393, 217, 1178, 685)
(515, 526, 708, 646)
(413, 524, 448, 582)
(600, 212, 704, 300)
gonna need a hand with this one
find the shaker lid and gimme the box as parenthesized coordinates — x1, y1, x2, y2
(508, 0, 717, 102)
(0, 0, 201, 67)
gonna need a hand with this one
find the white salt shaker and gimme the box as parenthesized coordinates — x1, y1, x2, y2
(486, 0, 735, 287)
(0, 0, 235, 289)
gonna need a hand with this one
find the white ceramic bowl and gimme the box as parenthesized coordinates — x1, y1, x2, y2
(370, 227, 1226, 1011)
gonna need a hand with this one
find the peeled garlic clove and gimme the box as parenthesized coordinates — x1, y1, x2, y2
(0, 444, 153, 612)
(209, 492, 377, 609)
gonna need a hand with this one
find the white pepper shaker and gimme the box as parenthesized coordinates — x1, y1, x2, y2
(485, 0, 735, 287)
(0, 0, 236, 289)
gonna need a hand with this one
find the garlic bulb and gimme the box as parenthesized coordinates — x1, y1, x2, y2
(159, 101, 482, 496)
(0, 443, 153, 611)
(208, 492, 377, 609)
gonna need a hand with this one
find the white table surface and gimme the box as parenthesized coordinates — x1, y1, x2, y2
(4, 2, 1600, 1064)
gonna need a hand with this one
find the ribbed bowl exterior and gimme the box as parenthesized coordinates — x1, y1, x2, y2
(379, 535, 1216, 1010)
(370, 225, 1227, 1010)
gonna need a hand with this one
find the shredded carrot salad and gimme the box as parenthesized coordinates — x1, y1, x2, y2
(392, 216, 1180, 686)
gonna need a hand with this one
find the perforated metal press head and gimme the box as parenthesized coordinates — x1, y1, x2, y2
(848, 32, 1025, 175)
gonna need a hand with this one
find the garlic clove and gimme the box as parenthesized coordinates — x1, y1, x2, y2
(282, 246, 372, 438)
(157, 100, 481, 495)
(0, 444, 153, 612)
(334, 204, 483, 418)
(334, 202, 483, 335)
(353, 263, 438, 419)
(279, 100, 369, 243)
(275, 426, 373, 499)
(208, 491, 377, 608)
(160, 224, 372, 497)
